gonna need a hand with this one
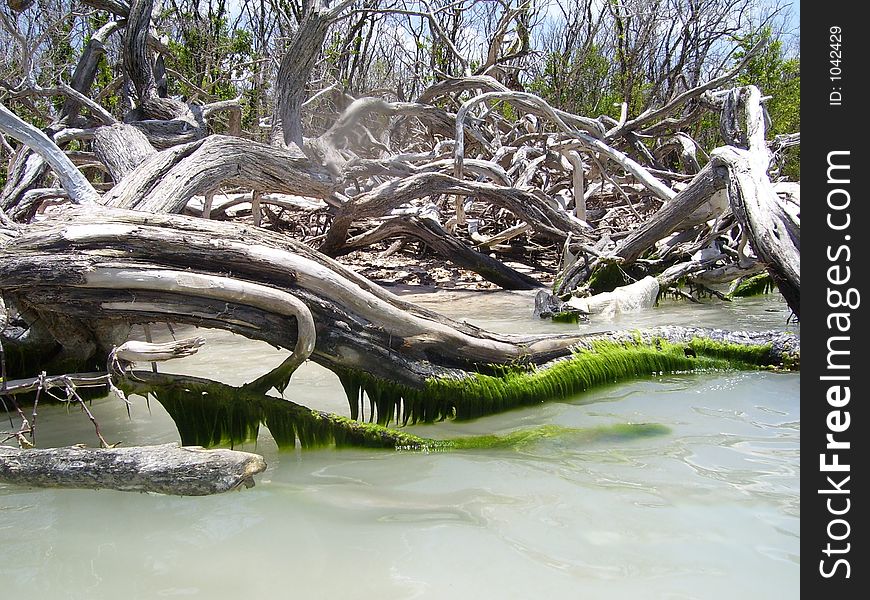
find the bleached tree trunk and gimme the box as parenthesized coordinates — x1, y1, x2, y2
(0, 444, 266, 495)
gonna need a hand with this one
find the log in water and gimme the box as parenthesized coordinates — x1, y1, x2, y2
(0, 443, 266, 495)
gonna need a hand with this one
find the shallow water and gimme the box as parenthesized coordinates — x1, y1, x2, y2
(1, 292, 799, 599)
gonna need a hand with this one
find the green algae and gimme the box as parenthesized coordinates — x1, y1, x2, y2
(335, 366, 452, 427)
(423, 339, 727, 420)
(683, 337, 773, 367)
(728, 273, 774, 297)
(136, 334, 789, 452)
(137, 378, 427, 450)
(586, 262, 630, 294)
(139, 374, 672, 453)
(332, 336, 786, 425)
(551, 311, 582, 323)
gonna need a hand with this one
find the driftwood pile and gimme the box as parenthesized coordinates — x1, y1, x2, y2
(0, 0, 799, 493)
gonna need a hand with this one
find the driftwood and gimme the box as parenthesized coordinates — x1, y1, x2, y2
(0, 205, 587, 386)
(342, 214, 543, 290)
(0, 0, 802, 509)
(0, 205, 799, 392)
(0, 443, 266, 495)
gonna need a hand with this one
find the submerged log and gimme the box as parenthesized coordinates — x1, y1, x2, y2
(126, 371, 674, 452)
(0, 443, 266, 495)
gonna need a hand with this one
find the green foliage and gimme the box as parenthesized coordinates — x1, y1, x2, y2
(528, 45, 621, 119)
(735, 28, 800, 179)
(166, 13, 255, 106)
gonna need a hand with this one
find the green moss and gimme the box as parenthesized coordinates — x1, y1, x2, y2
(424, 340, 732, 420)
(335, 366, 450, 427)
(551, 311, 581, 323)
(729, 273, 774, 297)
(331, 336, 788, 425)
(143, 332, 789, 451)
(781, 351, 800, 371)
(142, 378, 429, 450)
(586, 262, 629, 294)
(151, 383, 263, 448)
(146, 378, 671, 453)
(685, 337, 773, 366)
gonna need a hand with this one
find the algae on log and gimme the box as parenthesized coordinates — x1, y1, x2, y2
(0, 206, 799, 425)
(123, 371, 673, 452)
(0, 443, 266, 495)
(337, 328, 799, 423)
(0, 205, 591, 385)
(122, 371, 431, 450)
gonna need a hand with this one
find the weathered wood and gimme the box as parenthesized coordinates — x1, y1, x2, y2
(604, 41, 765, 141)
(271, 0, 355, 147)
(123, 0, 206, 146)
(0, 104, 100, 205)
(320, 172, 588, 254)
(0, 443, 266, 495)
(103, 135, 335, 213)
(59, 20, 121, 127)
(342, 214, 544, 290)
(93, 123, 157, 181)
(716, 146, 800, 316)
(112, 337, 206, 364)
(0, 372, 109, 396)
(454, 92, 674, 202)
(0, 207, 800, 392)
(0, 206, 590, 385)
(612, 160, 728, 264)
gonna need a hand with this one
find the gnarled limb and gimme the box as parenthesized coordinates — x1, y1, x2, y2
(320, 172, 588, 254)
(1, 207, 798, 391)
(612, 159, 728, 264)
(123, 0, 205, 145)
(0, 206, 589, 385)
(605, 41, 766, 141)
(271, 0, 356, 148)
(715, 146, 800, 316)
(103, 135, 335, 213)
(0, 104, 100, 205)
(93, 123, 157, 182)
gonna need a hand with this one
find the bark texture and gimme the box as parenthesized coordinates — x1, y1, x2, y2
(0, 443, 266, 495)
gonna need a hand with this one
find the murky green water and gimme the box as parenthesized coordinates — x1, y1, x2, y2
(1, 292, 799, 599)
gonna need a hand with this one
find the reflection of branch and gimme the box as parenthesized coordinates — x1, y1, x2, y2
(2, 371, 114, 447)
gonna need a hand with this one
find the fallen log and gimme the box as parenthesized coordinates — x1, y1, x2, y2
(0, 206, 799, 421)
(0, 443, 266, 495)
